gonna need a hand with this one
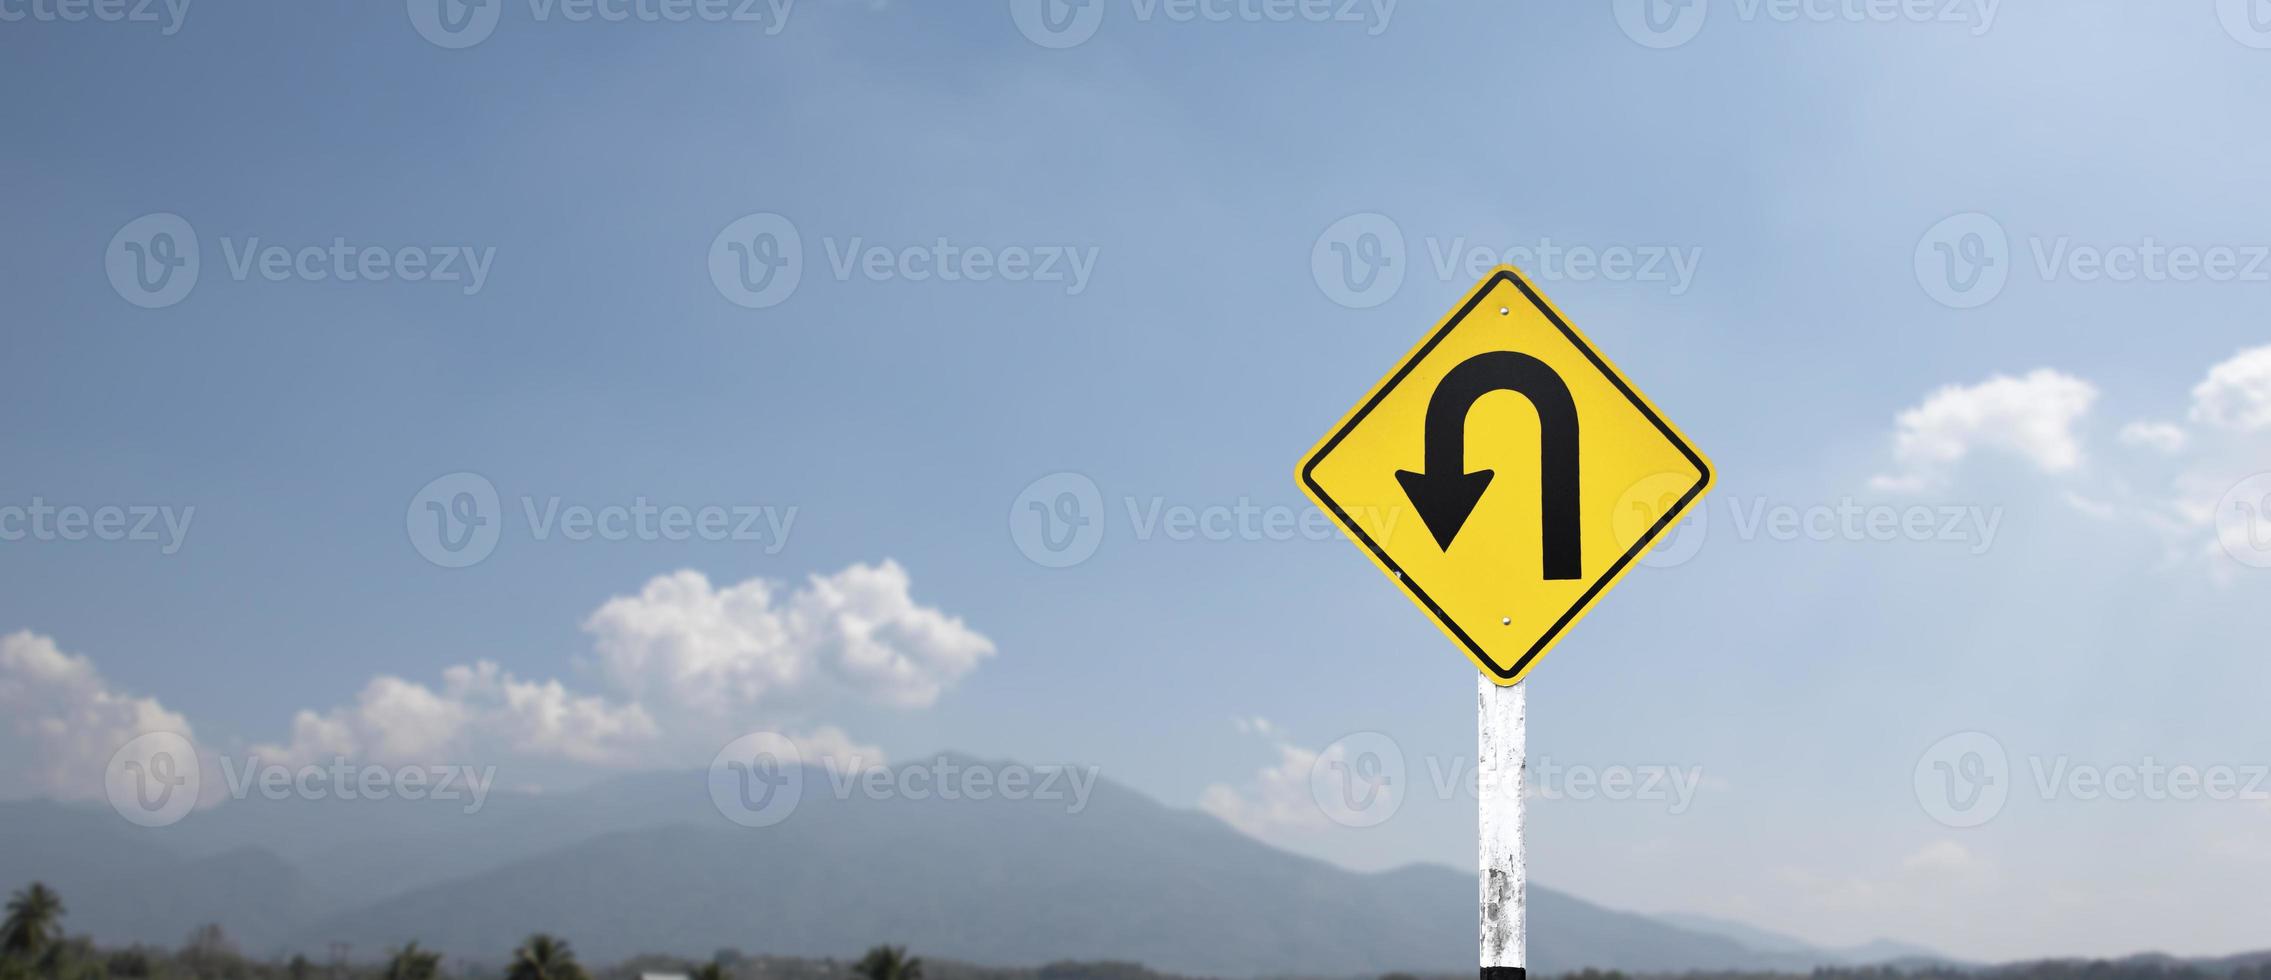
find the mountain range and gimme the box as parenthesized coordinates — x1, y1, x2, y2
(3, 753, 1961, 977)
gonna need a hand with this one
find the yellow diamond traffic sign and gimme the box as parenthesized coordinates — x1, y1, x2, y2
(1298, 267, 1713, 685)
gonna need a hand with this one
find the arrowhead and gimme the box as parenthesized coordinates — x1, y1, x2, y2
(1394, 468, 1495, 550)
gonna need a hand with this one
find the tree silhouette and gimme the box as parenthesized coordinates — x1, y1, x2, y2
(0, 883, 64, 960)
(385, 942, 442, 980)
(178, 924, 243, 980)
(854, 946, 922, 980)
(506, 934, 588, 980)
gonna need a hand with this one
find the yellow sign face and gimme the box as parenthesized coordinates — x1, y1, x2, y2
(1298, 267, 1713, 685)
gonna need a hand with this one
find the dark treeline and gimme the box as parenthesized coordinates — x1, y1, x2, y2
(7, 881, 2266, 980)
(0, 882, 1176, 980)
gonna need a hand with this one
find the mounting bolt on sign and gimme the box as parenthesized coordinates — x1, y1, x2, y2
(1296, 266, 1713, 980)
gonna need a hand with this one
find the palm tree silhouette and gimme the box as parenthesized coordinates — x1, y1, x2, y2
(854, 946, 922, 980)
(506, 934, 587, 980)
(0, 883, 64, 960)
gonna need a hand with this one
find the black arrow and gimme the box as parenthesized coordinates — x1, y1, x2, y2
(1393, 351, 1581, 579)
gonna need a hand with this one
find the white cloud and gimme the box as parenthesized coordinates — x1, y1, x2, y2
(1901, 839, 1987, 875)
(254, 663, 661, 768)
(1870, 350, 2271, 577)
(1873, 369, 2099, 493)
(2063, 491, 2119, 521)
(0, 631, 196, 801)
(2117, 421, 2188, 454)
(1198, 741, 1325, 838)
(240, 561, 989, 774)
(2130, 347, 2271, 573)
(6, 562, 985, 793)
(2188, 344, 2271, 431)
(789, 725, 887, 773)
(1198, 722, 1413, 860)
(583, 560, 995, 713)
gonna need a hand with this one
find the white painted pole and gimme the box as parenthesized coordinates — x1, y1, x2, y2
(1478, 676, 1526, 980)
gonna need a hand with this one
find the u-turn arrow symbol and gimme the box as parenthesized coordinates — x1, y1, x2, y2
(1393, 351, 1582, 579)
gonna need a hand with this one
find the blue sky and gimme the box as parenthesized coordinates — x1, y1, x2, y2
(6, 0, 2271, 964)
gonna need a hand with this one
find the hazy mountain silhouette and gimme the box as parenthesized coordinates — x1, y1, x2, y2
(3, 756, 1951, 975)
(1655, 913, 1958, 968)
